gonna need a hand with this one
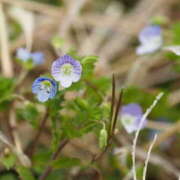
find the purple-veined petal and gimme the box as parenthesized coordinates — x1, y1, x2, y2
(51, 55, 82, 88)
(32, 77, 57, 102)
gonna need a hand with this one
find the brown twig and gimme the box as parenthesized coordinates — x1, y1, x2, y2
(111, 90, 123, 136)
(39, 139, 69, 180)
(91, 76, 123, 164)
(109, 74, 116, 128)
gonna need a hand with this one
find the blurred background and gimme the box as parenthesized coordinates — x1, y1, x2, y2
(0, 0, 180, 179)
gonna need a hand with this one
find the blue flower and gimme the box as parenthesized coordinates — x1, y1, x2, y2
(31, 52, 44, 65)
(120, 103, 147, 133)
(16, 48, 45, 65)
(16, 48, 31, 62)
(51, 55, 82, 88)
(32, 77, 57, 102)
(136, 25, 163, 55)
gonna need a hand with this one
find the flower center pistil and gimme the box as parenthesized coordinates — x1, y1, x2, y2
(61, 64, 73, 75)
(122, 114, 135, 125)
(40, 80, 51, 93)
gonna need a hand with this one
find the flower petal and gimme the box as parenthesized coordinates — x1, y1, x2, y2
(16, 48, 31, 61)
(31, 52, 44, 64)
(37, 90, 49, 102)
(60, 78, 72, 88)
(136, 38, 162, 55)
(120, 103, 147, 133)
(137, 25, 163, 55)
(32, 77, 57, 102)
(51, 54, 82, 88)
(139, 25, 162, 44)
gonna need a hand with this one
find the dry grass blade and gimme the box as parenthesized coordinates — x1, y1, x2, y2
(9, 7, 35, 51)
(1, 0, 62, 18)
(143, 134, 157, 180)
(0, 130, 31, 167)
(132, 92, 164, 180)
(0, 3, 13, 77)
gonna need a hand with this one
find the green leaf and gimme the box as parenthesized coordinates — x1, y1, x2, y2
(150, 15, 168, 25)
(81, 56, 98, 78)
(0, 76, 15, 103)
(47, 92, 64, 117)
(172, 23, 180, 44)
(16, 166, 35, 180)
(173, 63, 180, 72)
(16, 103, 39, 128)
(32, 149, 51, 173)
(0, 173, 18, 180)
(52, 157, 80, 169)
(85, 77, 111, 103)
(51, 36, 65, 49)
(16, 58, 35, 70)
(81, 56, 98, 64)
(0, 153, 16, 170)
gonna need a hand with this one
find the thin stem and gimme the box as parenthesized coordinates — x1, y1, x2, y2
(9, 106, 31, 167)
(91, 89, 123, 164)
(143, 134, 157, 180)
(39, 139, 69, 180)
(109, 74, 116, 136)
(16, 70, 29, 89)
(111, 90, 123, 135)
(132, 92, 163, 180)
(25, 109, 49, 158)
(91, 144, 109, 164)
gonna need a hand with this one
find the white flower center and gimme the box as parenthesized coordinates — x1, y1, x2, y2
(40, 80, 51, 93)
(61, 64, 73, 75)
(121, 114, 135, 126)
